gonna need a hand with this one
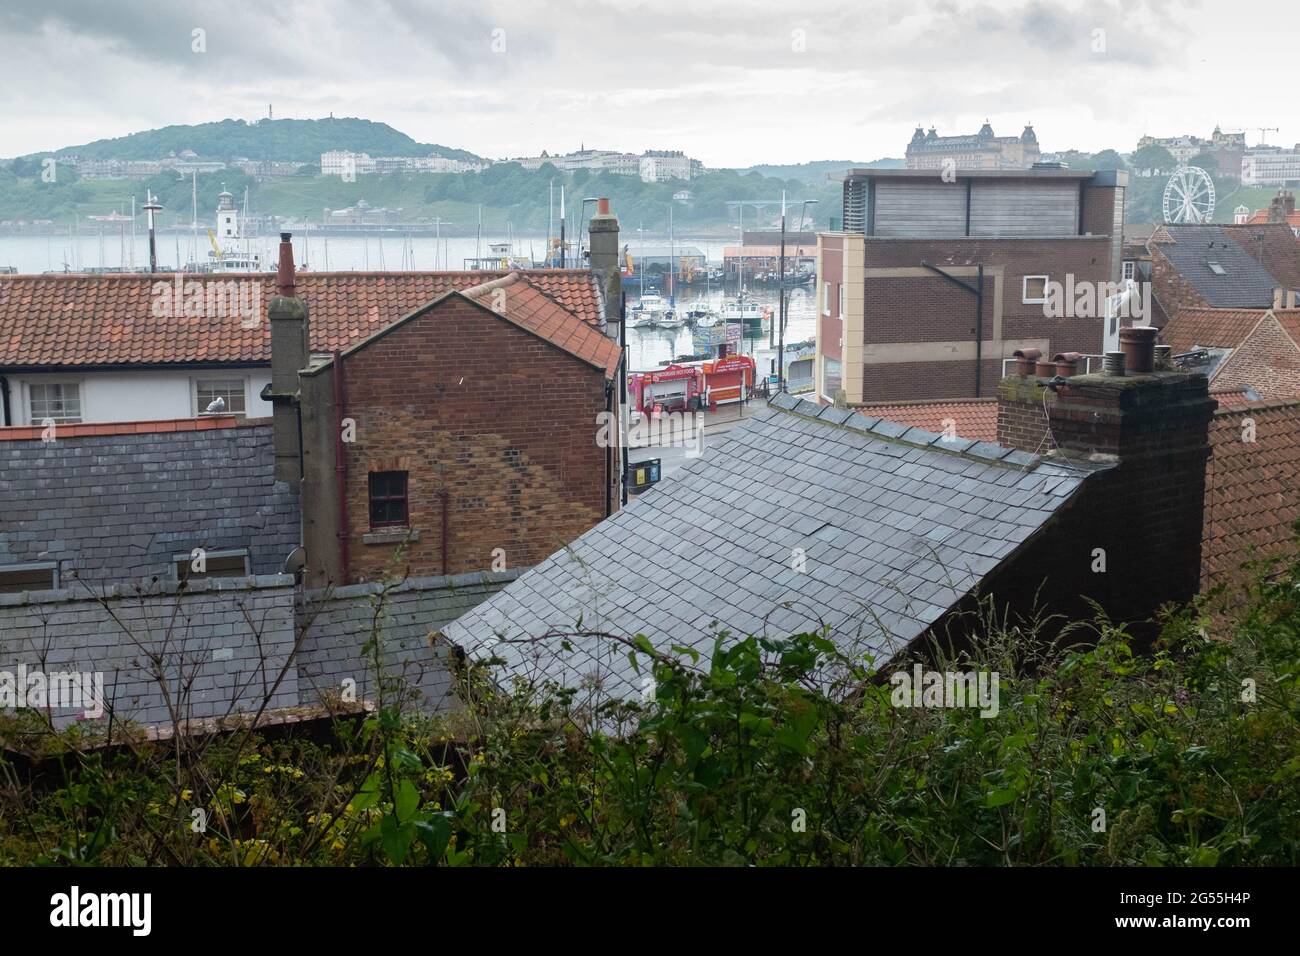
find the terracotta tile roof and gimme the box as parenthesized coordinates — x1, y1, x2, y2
(1203, 398, 1300, 591)
(851, 397, 998, 443)
(1221, 222, 1300, 290)
(458, 273, 622, 378)
(1209, 386, 1258, 407)
(1161, 308, 1265, 353)
(1245, 209, 1300, 228)
(0, 269, 602, 369)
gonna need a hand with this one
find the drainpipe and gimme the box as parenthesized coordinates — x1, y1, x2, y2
(619, 290, 629, 506)
(332, 350, 350, 585)
(439, 490, 450, 576)
(921, 260, 985, 398)
(605, 377, 614, 517)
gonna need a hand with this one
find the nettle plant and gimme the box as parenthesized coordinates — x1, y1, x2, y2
(1, 550, 1298, 866)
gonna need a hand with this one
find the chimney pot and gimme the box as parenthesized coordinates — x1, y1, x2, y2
(1154, 344, 1173, 370)
(277, 233, 296, 297)
(597, 197, 610, 216)
(1013, 347, 1042, 376)
(1273, 287, 1285, 310)
(1103, 350, 1126, 376)
(1118, 326, 1157, 373)
(1052, 351, 1081, 377)
(1034, 359, 1055, 377)
(1288, 291, 1297, 309)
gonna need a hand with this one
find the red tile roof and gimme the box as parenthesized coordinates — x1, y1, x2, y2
(0, 269, 602, 369)
(1209, 387, 1254, 407)
(1203, 398, 1300, 592)
(1162, 308, 1265, 353)
(458, 273, 622, 377)
(852, 398, 998, 443)
(1245, 209, 1300, 229)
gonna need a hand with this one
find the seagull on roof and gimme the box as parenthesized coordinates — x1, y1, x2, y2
(204, 397, 226, 413)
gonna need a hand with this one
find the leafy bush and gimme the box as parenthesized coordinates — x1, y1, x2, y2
(2, 557, 1297, 866)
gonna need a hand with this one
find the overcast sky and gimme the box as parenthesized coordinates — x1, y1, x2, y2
(1, 0, 1295, 167)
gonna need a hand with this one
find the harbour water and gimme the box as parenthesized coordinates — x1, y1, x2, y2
(0, 231, 817, 381)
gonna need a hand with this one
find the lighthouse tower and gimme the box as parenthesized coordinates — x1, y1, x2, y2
(216, 189, 239, 240)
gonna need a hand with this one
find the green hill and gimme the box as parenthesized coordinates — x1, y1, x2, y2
(21, 117, 481, 164)
(735, 158, 904, 184)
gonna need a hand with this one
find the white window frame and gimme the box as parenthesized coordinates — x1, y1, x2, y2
(820, 355, 843, 404)
(170, 547, 252, 582)
(26, 380, 83, 425)
(1022, 275, 1049, 305)
(193, 376, 249, 417)
(1122, 261, 1135, 281)
(0, 561, 60, 593)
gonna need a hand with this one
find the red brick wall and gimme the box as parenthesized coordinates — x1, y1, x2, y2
(995, 375, 1053, 451)
(337, 296, 611, 582)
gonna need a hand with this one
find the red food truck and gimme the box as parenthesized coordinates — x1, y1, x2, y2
(698, 354, 755, 409)
(628, 364, 702, 416)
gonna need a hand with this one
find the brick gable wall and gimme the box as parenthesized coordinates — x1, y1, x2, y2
(336, 296, 612, 583)
(1212, 314, 1300, 399)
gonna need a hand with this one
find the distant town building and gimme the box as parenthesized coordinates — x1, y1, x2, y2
(905, 122, 1041, 170)
(319, 150, 484, 177)
(503, 147, 701, 181)
(1136, 126, 1246, 178)
(323, 199, 400, 225)
(1241, 146, 1300, 187)
(819, 166, 1126, 403)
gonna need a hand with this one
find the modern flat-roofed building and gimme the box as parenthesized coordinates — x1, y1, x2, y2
(816, 166, 1127, 404)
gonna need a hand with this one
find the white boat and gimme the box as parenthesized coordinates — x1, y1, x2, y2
(721, 299, 770, 334)
(683, 305, 719, 328)
(631, 292, 671, 327)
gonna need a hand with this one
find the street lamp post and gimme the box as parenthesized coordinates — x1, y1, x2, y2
(777, 197, 817, 394)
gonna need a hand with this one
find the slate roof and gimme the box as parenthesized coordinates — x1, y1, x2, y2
(853, 398, 998, 444)
(0, 269, 602, 368)
(441, 393, 1094, 700)
(1152, 226, 1285, 308)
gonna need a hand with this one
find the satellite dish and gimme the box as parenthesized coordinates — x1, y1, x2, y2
(1163, 166, 1216, 224)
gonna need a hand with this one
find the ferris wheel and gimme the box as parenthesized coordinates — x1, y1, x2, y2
(1162, 166, 1216, 224)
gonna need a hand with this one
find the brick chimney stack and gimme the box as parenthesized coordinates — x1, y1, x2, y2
(996, 333, 1215, 624)
(267, 232, 310, 484)
(1268, 189, 1295, 224)
(587, 197, 622, 338)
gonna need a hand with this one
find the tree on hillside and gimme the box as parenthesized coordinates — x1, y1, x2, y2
(1090, 149, 1127, 171)
(1188, 151, 1219, 175)
(1132, 144, 1176, 177)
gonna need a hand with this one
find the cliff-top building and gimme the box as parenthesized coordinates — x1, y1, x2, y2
(905, 122, 1041, 171)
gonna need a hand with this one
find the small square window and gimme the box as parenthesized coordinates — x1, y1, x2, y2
(29, 383, 81, 424)
(1022, 275, 1049, 304)
(1122, 261, 1135, 281)
(369, 471, 409, 529)
(196, 379, 247, 416)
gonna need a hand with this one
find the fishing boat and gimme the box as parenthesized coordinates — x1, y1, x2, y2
(721, 299, 770, 336)
(631, 292, 673, 327)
